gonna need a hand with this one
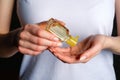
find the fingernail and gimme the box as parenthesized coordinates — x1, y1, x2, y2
(53, 37, 59, 41)
(80, 56, 87, 61)
(57, 42, 62, 46)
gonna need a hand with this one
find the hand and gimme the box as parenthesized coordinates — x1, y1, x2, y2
(18, 21, 62, 55)
(49, 34, 107, 63)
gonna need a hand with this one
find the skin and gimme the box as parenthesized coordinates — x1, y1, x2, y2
(49, 0, 120, 63)
(49, 35, 113, 63)
(0, 0, 62, 57)
(0, 0, 120, 65)
(18, 23, 62, 55)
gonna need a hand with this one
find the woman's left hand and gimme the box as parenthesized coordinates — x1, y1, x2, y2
(49, 34, 107, 63)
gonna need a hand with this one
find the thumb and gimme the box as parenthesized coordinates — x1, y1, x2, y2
(79, 44, 101, 63)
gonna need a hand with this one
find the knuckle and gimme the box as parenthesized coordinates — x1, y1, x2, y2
(18, 46, 27, 54)
(18, 46, 22, 52)
(19, 31, 24, 38)
(48, 35, 54, 40)
(19, 40, 24, 46)
(34, 46, 42, 51)
(25, 24, 31, 28)
(39, 46, 47, 51)
(35, 46, 41, 51)
(30, 36, 39, 44)
(48, 42, 53, 46)
(38, 40, 43, 45)
(32, 37, 39, 44)
(38, 29, 43, 36)
(20, 31, 28, 40)
(33, 37, 41, 45)
(52, 42, 57, 46)
(32, 45, 47, 52)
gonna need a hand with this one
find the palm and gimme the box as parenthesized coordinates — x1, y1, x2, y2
(49, 35, 106, 63)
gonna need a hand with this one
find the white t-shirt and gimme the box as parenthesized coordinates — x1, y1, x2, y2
(17, 0, 116, 80)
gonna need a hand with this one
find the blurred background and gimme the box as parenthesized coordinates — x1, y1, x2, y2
(0, 1, 120, 80)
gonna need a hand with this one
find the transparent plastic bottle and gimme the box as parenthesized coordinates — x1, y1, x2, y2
(46, 18, 79, 47)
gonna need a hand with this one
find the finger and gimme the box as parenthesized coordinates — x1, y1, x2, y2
(49, 47, 82, 63)
(24, 24, 59, 41)
(82, 37, 93, 51)
(50, 46, 82, 57)
(36, 38, 62, 47)
(19, 39, 48, 51)
(79, 45, 101, 63)
(50, 47, 71, 53)
(20, 31, 62, 47)
(53, 52, 80, 64)
(49, 47, 73, 56)
(18, 46, 42, 56)
(78, 35, 93, 50)
(54, 52, 72, 63)
(20, 30, 40, 44)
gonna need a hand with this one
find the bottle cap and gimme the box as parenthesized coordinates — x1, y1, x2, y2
(66, 35, 79, 47)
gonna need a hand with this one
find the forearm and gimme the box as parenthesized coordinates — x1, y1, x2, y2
(0, 28, 21, 58)
(104, 36, 120, 55)
(0, 0, 14, 34)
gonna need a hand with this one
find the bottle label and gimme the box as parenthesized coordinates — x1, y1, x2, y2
(46, 18, 79, 46)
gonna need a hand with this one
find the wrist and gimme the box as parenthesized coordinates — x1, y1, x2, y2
(103, 36, 120, 53)
(102, 35, 113, 49)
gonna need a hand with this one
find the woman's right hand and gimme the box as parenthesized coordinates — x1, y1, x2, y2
(18, 21, 62, 55)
